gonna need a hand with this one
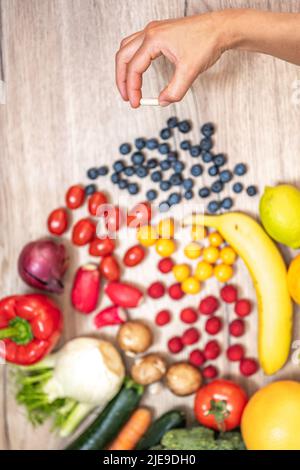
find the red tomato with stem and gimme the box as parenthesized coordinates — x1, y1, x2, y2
(194, 379, 248, 431)
(127, 202, 152, 228)
(100, 255, 120, 281)
(66, 185, 85, 209)
(89, 237, 115, 257)
(72, 218, 96, 246)
(123, 245, 145, 267)
(88, 192, 108, 217)
(47, 208, 68, 235)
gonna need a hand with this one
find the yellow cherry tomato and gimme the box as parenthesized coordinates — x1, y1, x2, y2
(184, 242, 202, 260)
(214, 264, 234, 282)
(172, 264, 190, 282)
(220, 246, 237, 265)
(209, 231, 224, 247)
(194, 261, 214, 281)
(191, 225, 207, 241)
(181, 277, 201, 294)
(137, 225, 158, 247)
(203, 246, 220, 264)
(156, 238, 176, 257)
(157, 218, 175, 239)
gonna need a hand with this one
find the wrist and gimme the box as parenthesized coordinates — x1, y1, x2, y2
(211, 9, 257, 52)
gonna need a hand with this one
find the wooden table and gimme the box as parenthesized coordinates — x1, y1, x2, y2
(1, 0, 300, 450)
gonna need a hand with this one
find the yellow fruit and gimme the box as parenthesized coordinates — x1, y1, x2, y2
(184, 212, 292, 375)
(209, 231, 223, 247)
(173, 264, 190, 282)
(191, 225, 207, 241)
(184, 242, 202, 259)
(287, 254, 300, 304)
(241, 381, 300, 450)
(214, 264, 233, 282)
(194, 261, 213, 281)
(202, 246, 219, 264)
(220, 246, 237, 265)
(181, 277, 201, 294)
(157, 218, 175, 239)
(155, 238, 176, 257)
(137, 225, 157, 247)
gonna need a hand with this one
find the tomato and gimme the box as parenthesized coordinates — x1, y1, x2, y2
(47, 208, 68, 235)
(123, 245, 145, 267)
(89, 237, 115, 257)
(88, 191, 108, 216)
(72, 218, 96, 246)
(194, 379, 248, 431)
(127, 202, 152, 228)
(100, 255, 120, 281)
(66, 185, 85, 209)
(102, 206, 123, 232)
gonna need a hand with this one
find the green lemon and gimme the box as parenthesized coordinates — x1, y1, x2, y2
(259, 184, 300, 248)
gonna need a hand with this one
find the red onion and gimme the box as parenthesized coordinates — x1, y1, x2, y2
(18, 239, 69, 294)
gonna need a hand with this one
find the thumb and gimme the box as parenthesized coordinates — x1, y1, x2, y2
(159, 63, 197, 106)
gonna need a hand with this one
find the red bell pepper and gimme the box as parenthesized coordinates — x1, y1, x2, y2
(0, 294, 63, 365)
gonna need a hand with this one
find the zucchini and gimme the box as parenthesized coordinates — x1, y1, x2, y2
(66, 379, 144, 450)
(136, 410, 186, 450)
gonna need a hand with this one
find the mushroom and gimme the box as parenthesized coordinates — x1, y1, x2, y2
(131, 354, 167, 385)
(166, 362, 202, 396)
(117, 320, 153, 354)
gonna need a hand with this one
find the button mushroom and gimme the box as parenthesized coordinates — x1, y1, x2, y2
(117, 320, 153, 354)
(131, 354, 167, 385)
(166, 362, 202, 396)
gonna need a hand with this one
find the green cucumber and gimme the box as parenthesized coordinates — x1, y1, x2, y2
(136, 410, 186, 450)
(66, 379, 144, 450)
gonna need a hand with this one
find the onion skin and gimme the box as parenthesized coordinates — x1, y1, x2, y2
(18, 239, 69, 294)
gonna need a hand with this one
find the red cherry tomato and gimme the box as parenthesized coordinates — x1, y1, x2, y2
(66, 185, 85, 209)
(89, 237, 115, 257)
(88, 191, 108, 216)
(47, 208, 68, 235)
(123, 245, 145, 267)
(100, 206, 123, 232)
(72, 218, 96, 246)
(100, 255, 120, 281)
(127, 202, 152, 228)
(194, 379, 248, 431)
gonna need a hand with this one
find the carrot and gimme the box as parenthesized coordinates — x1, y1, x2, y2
(107, 408, 152, 450)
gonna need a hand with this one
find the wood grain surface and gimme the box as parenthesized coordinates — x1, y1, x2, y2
(1, 0, 300, 450)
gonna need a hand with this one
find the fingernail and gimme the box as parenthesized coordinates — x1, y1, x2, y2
(159, 101, 171, 107)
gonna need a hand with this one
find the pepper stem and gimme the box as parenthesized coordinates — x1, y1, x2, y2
(0, 317, 33, 345)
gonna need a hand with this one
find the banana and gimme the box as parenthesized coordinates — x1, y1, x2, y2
(183, 212, 293, 375)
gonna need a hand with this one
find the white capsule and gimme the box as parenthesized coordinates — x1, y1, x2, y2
(140, 98, 160, 106)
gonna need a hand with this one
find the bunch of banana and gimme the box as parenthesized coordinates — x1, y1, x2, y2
(183, 212, 293, 375)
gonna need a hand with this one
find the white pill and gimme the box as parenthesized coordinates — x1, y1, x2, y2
(140, 98, 160, 106)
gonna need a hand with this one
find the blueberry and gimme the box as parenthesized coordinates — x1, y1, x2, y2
(151, 170, 162, 183)
(208, 165, 219, 177)
(113, 160, 125, 173)
(85, 184, 96, 196)
(234, 163, 247, 176)
(246, 185, 257, 196)
(128, 183, 139, 195)
(119, 143, 131, 155)
(178, 120, 191, 133)
(158, 143, 170, 155)
(214, 154, 226, 167)
(135, 137, 146, 150)
(173, 161, 185, 173)
(201, 122, 215, 137)
(233, 182, 243, 193)
(118, 179, 128, 189)
(98, 166, 109, 176)
(146, 189, 158, 201)
(136, 166, 148, 178)
(146, 138, 159, 150)
(111, 172, 120, 184)
(160, 180, 171, 191)
(168, 192, 181, 205)
(131, 152, 145, 166)
(147, 158, 159, 169)
(184, 190, 194, 200)
(211, 180, 224, 193)
(190, 145, 201, 157)
(159, 201, 170, 213)
(87, 167, 99, 180)
(183, 178, 194, 190)
(202, 151, 213, 163)
(167, 151, 178, 162)
(219, 170, 233, 183)
(191, 164, 203, 177)
(221, 197, 233, 210)
(200, 137, 213, 151)
(160, 159, 171, 171)
(208, 200, 220, 213)
(199, 187, 210, 198)
(160, 128, 172, 140)
(180, 140, 191, 151)
(170, 173, 183, 186)
(167, 116, 178, 128)
(124, 166, 135, 177)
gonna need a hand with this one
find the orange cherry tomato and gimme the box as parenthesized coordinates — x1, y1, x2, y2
(123, 245, 145, 267)
(66, 185, 85, 209)
(47, 208, 68, 235)
(72, 218, 96, 246)
(127, 202, 152, 228)
(100, 255, 120, 281)
(88, 191, 108, 217)
(89, 237, 115, 257)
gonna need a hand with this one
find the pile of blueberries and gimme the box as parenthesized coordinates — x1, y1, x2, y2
(85, 117, 257, 213)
